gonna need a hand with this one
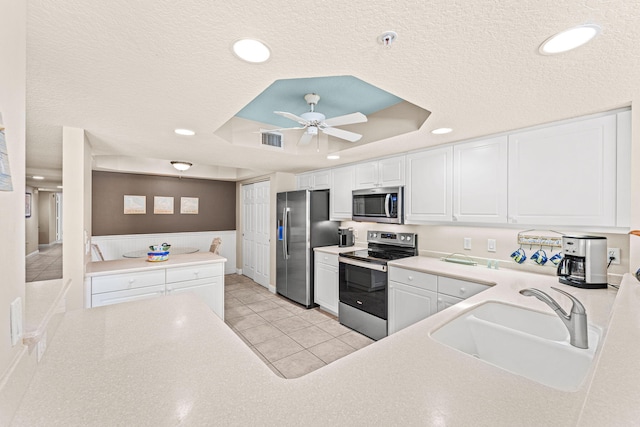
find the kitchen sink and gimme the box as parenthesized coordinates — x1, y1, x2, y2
(430, 301, 601, 391)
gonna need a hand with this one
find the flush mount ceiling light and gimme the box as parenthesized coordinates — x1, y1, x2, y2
(32, 175, 44, 180)
(174, 128, 195, 136)
(327, 154, 340, 160)
(171, 161, 192, 171)
(232, 39, 271, 63)
(539, 24, 601, 55)
(431, 127, 453, 135)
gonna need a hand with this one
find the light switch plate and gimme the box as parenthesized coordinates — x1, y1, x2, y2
(463, 237, 472, 250)
(487, 239, 496, 252)
(10, 297, 23, 346)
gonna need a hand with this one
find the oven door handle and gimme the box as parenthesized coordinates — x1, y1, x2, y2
(339, 257, 387, 272)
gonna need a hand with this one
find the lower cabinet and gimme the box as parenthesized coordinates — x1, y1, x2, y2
(90, 261, 225, 320)
(388, 281, 437, 334)
(388, 266, 490, 334)
(314, 252, 339, 315)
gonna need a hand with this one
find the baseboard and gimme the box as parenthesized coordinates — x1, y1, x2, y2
(26, 250, 39, 258)
(236, 268, 243, 275)
(269, 284, 276, 294)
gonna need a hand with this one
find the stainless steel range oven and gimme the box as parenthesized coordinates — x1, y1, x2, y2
(338, 231, 418, 340)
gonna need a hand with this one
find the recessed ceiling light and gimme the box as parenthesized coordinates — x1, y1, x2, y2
(171, 161, 192, 171)
(431, 128, 453, 135)
(327, 154, 340, 160)
(232, 39, 271, 63)
(174, 128, 195, 136)
(32, 176, 44, 180)
(539, 24, 601, 55)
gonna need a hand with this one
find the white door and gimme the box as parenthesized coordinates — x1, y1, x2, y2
(242, 184, 255, 280)
(242, 181, 270, 287)
(254, 181, 270, 288)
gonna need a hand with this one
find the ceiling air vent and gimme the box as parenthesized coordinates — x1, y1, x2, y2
(261, 131, 283, 148)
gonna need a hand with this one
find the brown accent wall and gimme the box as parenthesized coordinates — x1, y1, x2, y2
(92, 171, 236, 236)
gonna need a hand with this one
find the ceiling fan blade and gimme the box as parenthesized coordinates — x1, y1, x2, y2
(321, 126, 362, 142)
(257, 127, 305, 133)
(274, 111, 309, 126)
(298, 132, 314, 145)
(322, 112, 367, 127)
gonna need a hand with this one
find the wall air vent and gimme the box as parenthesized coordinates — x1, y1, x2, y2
(261, 131, 283, 149)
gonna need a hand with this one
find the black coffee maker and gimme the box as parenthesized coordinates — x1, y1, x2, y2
(338, 227, 355, 247)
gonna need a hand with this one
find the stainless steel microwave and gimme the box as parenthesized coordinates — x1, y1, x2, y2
(352, 187, 403, 224)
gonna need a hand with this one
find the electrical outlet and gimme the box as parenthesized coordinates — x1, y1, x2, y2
(353, 229, 358, 238)
(607, 248, 621, 265)
(487, 239, 496, 252)
(10, 297, 23, 346)
(463, 237, 472, 250)
(37, 331, 47, 362)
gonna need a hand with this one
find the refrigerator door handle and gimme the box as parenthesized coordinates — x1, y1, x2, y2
(283, 207, 291, 259)
(384, 193, 391, 217)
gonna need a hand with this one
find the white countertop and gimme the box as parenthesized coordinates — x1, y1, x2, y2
(86, 252, 226, 276)
(12, 256, 639, 426)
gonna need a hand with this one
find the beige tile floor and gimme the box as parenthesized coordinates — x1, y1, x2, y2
(26, 243, 63, 282)
(224, 274, 375, 378)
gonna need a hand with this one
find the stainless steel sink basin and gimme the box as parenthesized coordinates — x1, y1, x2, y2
(430, 302, 601, 391)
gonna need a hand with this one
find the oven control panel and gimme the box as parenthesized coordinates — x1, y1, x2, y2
(368, 231, 417, 247)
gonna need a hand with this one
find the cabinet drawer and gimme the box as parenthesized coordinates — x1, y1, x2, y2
(91, 284, 165, 307)
(438, 276, 489, 299)
(166, 263, 223, 284)
(315, 252, 338, 266)
(388, 267, 437, 292)
(92, 270, 165, 294)
(166, 275, 221, 292)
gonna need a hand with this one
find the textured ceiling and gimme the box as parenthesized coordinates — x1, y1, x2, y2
(25, 0, 640, 186)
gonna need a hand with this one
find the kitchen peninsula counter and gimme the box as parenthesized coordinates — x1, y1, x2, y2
(12, 257, 639, 426)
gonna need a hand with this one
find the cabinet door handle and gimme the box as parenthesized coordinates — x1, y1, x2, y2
(460, 287, 466, 295)
(408, 276, 413, 281)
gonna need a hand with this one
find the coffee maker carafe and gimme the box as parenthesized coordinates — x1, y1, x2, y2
(338, 227, 355, 247)
(557, 235, 608, 289)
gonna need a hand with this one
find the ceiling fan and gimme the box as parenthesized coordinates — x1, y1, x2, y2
(263, 93, 368, 145)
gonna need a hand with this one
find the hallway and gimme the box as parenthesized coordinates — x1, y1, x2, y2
(26, 243, 62, 282)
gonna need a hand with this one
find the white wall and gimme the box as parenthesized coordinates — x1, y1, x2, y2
(0, 0, 27, 421)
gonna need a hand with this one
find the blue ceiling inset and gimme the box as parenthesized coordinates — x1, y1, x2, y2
(235, 75, 403, 128)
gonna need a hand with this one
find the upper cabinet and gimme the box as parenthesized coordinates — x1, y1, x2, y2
(507, 114, 618, 227)
(354, 156, 405, 190)
(405, 146, 453, 223)
(453, 136, 508, 223)
(296, 170, 330, 190)
(330, 165, 355, 220)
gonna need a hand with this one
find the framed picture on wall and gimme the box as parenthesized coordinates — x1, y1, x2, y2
(123, 195, 146, 214)
(180, 197, 199, 214)
(154, 196, 174, 214)
(25, 192, 31, 218)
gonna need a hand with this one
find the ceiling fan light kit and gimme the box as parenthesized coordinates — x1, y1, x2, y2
(267, 93, 368, 145)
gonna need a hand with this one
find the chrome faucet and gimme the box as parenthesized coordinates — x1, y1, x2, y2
(519, 287, 589, 349)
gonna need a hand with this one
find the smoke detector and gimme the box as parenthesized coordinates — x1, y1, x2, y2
(378, 31, 398, 48)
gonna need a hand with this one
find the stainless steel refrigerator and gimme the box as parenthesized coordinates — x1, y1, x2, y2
(276, 189, 339, 307)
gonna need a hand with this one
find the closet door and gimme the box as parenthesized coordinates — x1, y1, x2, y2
(242, 181, 271, 288)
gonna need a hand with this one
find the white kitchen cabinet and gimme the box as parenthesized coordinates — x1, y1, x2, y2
(91, 284, 165, 308)
(89, 260, 225, 320)
(354, 156, 405, 189)
(297, 170, 330, 190)
(405, 146, 453, 223)
(388, 267, 438, 334)
(166, 263, 225, 319)
(330, 165, 355, 220)
(314, 252, 339, 315)
(453, 136, 508, 223)
(388, 267, 490, 334)
(507, 114, 617, 226)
